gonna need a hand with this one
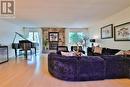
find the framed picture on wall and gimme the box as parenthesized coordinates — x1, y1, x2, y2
(49, 32, 59, 42)
(114, 22, 130, 41)
(101, 24, 113, 39)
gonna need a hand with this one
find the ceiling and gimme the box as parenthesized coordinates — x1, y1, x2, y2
(4, 0, 130, 28)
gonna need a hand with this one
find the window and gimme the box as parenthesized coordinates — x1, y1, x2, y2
(69, 32, 84, 45)
(69, 32, 89, 51)
(27, 32, 40, 51)
(28, 32, 39, 43)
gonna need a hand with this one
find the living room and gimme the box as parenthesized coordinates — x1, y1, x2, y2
(0, 0, 130, 87)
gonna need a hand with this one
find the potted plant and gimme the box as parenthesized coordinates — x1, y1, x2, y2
(43, 38, 49, 51)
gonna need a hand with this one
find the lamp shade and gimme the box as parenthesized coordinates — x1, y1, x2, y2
(90, 39, 95, 42)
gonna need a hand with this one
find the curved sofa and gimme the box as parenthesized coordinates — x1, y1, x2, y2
(101, 55, 129, 79)
(48, 53, 130, 81)
(48, 53, 105, 81)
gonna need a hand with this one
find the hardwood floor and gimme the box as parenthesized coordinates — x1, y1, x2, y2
(0, 54, 130, 87)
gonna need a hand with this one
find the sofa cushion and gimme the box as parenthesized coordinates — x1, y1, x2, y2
(93, 47, 102, 54)
(77, 56, 105, 81)
(71, 46, 85, 54)
(101, 55, 129, 79)
(102, 48, 110, 55)
(48, 53, 78, 81)
(106, 48, 120, 55)
(87, 47, 120, 56)
(57, 46, 69, 55)
(87, 47, 93, 56)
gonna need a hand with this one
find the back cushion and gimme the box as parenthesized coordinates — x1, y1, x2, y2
(57, 46, 68, 55)
(71, 46, 82, 51)
(107, 48, 120, 55)
(93, 47, 102, 54)
(57, 46, 68, 51)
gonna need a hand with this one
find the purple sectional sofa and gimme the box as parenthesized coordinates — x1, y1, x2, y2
(77, 56, 105, 81)
(48, 53, 130, 81)
(48, 53, 105, 81)
(101, 55, 129, 79)
(48, 53, 78, 81)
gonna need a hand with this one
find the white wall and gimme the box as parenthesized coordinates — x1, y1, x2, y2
(0, 20, 22, 57)
(88, 6, 130, 50)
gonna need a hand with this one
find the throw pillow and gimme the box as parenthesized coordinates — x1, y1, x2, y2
(93, 47, 102, 54)
(73, 51, 82, 56)
(125, 50, 130, 55)
(115, 50, 125, 55)
(115, 50, 130, 57)
(61, 51, 75, 56)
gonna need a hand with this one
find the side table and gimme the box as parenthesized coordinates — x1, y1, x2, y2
(0, 46, 9, 64)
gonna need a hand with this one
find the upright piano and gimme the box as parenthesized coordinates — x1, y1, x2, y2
(12, 32, 36, 59)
